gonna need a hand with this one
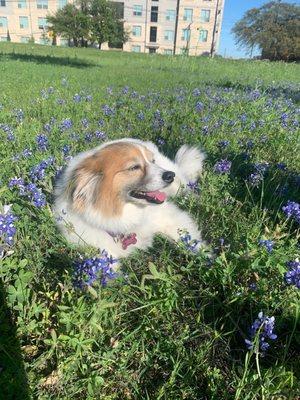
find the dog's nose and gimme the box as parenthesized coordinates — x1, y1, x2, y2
(162, 171, 175, 183)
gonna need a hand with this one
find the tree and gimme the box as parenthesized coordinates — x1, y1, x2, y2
(232, 1, 300, 61)
(47, 3, 90, 47)
(89, 0, 128, 49)
(47, 0, 128, 49)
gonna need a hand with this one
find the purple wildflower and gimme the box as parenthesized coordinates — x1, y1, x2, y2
(60, 118, 73, 131)
(248, 173, 263, 187)
(179, 231, 200, 253)
(22, 148, 32, 158)
(284, 260, 300, 289)
(73, 93, 82, 103)
(214, 159, 232, 174)
(36, 134, 48, 151)
(259, 239, 274, 253)
(157, 137, 165, 146)
(95, 130, 106, 140)
(137, 111, 145, 121)
(195, 101, 204, 112)
(192, 88, 201, 96)
(85, 95, 92, 102)
(62, 144, 71, 156)
(245, 312, 277, 353)
(73, 251, 118, 288)
(282, 201, 300, 224)
(14, 109, 24, 123)
(218, 140, 230, 149)
(102, 104, 115, 117)
(81, 118, 89, 128)
(187, 181, 199, 193)
(0, 206, 18, 246)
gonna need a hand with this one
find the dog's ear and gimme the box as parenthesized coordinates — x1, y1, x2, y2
(67, 157, 103, 212)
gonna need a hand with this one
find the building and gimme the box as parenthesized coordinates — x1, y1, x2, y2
(0, 0, 225, 56)
(0, 0, 68, 45)
(107, 0, 225, 56)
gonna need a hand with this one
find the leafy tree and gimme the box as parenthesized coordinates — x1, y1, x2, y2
(232, 1, 300, 61)
(47, 0, 128, 49)
(47, 3, 90, 47)
(89, 0, 128, 49)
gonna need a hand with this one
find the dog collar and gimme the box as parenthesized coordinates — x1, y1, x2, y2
(107, 232, 137, 250)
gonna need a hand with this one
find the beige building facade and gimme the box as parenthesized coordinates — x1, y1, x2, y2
(0, 0, 224, 55)
(117, 0, 225, 56)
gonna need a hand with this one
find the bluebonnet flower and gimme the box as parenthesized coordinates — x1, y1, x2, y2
(95, 130, 106, 140)
(85, 95, 92, 102)
(22, 148, 32, 158)
(106, 87, 113, 95)
(240, 114, 247, 123)
(43, 123, 52, 133)
(248, 173, 263, 187)
(249, 282, 257, 291)
(14, 109, 24, 123)
(214, 159, 231, 174)
(98, 119, 105, 127)
(282, 201, 300, 224)
(40, 89, 48, 99)
(69, 132, 80, 141)
(36, 134, 48, 151)
(249, 89, 261, 100)
(202, 126, 209, 135)
(9, 178, 46, 207)
(122, 86, 129, 94)
(81, 118, 89, 128)
(254, 162, 269, 175)
(137, 111, 145, 121)
(0, 124, 15, 141)
(276, 162, 287, 170)
(281, 113, 288, 127)
(84, 132, 94, 142)
(192, 88, 201, 96)
(62, 144, 71, 156)
(0, 206, 18, 246)
(60, 118, 73, 131)
(153, 110, 164, 130)
(61, 78, 68, 86)
(30, 157, 55, 181)
(187, 181, 199, 193)
(9, 177, 25, 189)
(259, 239, 274, 253)
(179, 231, 200, 253)
(57, 98, 66, 105)
(48, 87, 55, 94)
(73, 251, 118, 288)
(249, 122, 256, 131)
(102, 104, 115, 117)
(157, 137, 165, 146)
(284, 260, 300, 289)
(218, 140, 230, 149)
(245, 312, 277, 353)
(73, 93, 82, 103)
(195, 101, 204, 112)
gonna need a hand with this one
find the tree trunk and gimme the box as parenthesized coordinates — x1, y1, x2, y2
(73, 37, 78, 47)
(98, 42, 102, 50)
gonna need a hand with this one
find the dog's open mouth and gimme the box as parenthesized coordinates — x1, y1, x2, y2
(130, 190, 167, 204)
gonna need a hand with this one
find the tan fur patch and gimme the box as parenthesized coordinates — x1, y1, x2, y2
(71, 142, 150, 217)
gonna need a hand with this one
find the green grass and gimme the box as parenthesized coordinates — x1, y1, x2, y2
(0, 43, 299, 399)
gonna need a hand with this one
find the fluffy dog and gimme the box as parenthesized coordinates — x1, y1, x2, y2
(54, 138, 206, 263)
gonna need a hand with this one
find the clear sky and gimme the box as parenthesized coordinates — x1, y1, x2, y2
(218, 0, 298, 58)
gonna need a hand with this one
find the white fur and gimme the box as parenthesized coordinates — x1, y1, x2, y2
(53, 139, 206, 265)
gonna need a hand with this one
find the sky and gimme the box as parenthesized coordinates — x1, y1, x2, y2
(218, 0, 298, 58)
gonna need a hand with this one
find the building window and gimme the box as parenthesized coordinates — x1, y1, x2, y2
(199, 29, 208, 42)
(164, 49, 173, 55)
(0, 0, 6, 6)
(183, 8, 193, 22)
(0, 16, 7, 27)
(166, 10, 175, 21)
(58, 0, 67, 9)
(164, 30, 174, 41)
(133, 5, 142, 16)
(18, 0, 26, 8)
(181, 28, 190, 41)
(38, 17, 47, 29)
(149, 47, 156, 54)
(200, 9, 211, 22)
(151, 6, 158, 22)
(21, 36, 30, 43)
(37, 0, 48, 9)
(39, 36, 49, 45)
(132, 25, 141, 37)
(19, 16, 29, 28)
(132, 45, 141, 52)
(149, 26, 157, 42)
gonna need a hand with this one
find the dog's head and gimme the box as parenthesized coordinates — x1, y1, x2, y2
(65, 142, 175, 217)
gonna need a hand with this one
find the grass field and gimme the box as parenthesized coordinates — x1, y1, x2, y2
(0, 43, 299, 399)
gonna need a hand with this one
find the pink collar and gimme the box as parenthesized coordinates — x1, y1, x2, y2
(107, 232, 137, 250)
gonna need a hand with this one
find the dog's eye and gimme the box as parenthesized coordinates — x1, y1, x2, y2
(129, 164, 141, 171)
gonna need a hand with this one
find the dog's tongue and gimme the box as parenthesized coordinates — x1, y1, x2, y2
(146, 190, 166, 202)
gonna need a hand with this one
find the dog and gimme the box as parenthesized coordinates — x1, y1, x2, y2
(54, 138, 206, 265)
